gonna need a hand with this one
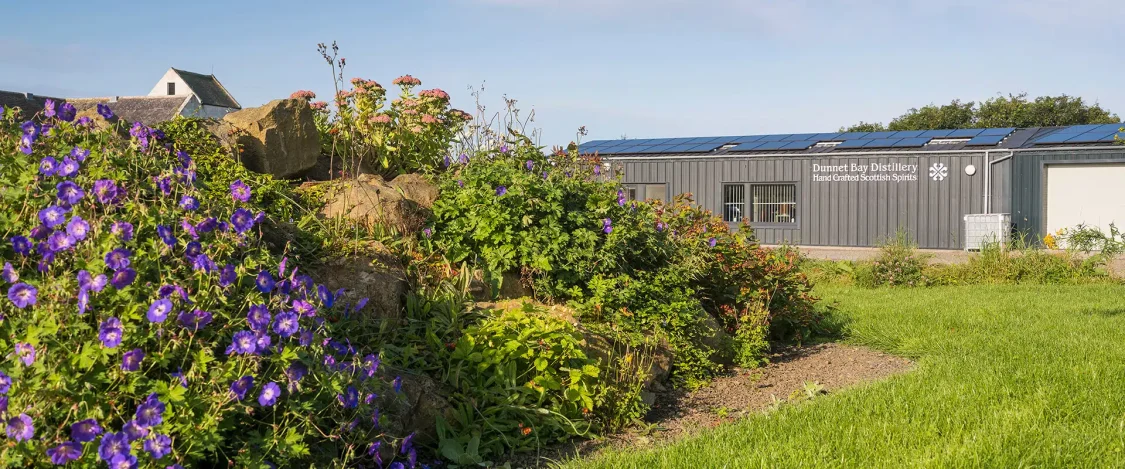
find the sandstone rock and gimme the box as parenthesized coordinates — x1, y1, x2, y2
(221, 99, 319, 178)
(470, 271, 533, 301)
(307, 250, 409, 320)
(319, 173, 438, 233)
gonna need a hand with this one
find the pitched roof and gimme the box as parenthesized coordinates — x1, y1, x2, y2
(69, 96, 192, 125)
(0, 90, 65, 117)
(171, 68, 240, 109)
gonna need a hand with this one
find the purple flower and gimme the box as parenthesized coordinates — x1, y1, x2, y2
(76, 116, 91, 126)
(363, 354, 381, 378)
(123, 420, 147, 442)
(231, 180, 251, 202)
(525, 160, 534, 170)
(57, 102, 77, 122)
(197, 217, 217, 233)
(272, 311, 299, 337)
(111, 221, 134, 241)
(67, 216, 89, 240)
(93, 179, 120, 204)
(105, 248, 132, 271)
(656, 221, 666, 232)
(71, 146, 90, 162)
(594, 164, 602, 176)
(97, 103, 114, 119)
(177, 309, 212, 331)
(500, 144, 509, 153)
(48, 230, 76, 251)
(178, 195, 199, 211)
(147, 299, 173, 323)
(181, 220, 199, 240)
(401, 433, 415, 455)
(39, 157, 59, 177)
(6, 413, 33, 442)
(299, 329, 314, 347)
(191, 253, 215, 273)
(457, 179, 464, 187)
(443, 154, 452, 167)
(228, 330, 258, 355)
(10, 236, 31, 256)
(145, 434, 172, 459)
(14, 343, 34, 366)
(98, 432, 129, 461)
(184, 241, 202, 258)
(618, 190, 626, 206)
(109, 453, 137, 469)
(135, 393, 165, 428)
(287, 362, 308, 384)
(57, 157, 80, 178)
(256, 271, 275, 293)
(30, 226, 49, 241)
(0, 396, 7, 414)
(99, 318, 124, 348)
(255, 334, 272, 353)
(230, 375, 254, 400)
(603, 218, 613, 234)
(220, 264, 236, 287)
(496, 186, 507, 196)
(7, 283, 36, 309)
(459, 153, 470, 164)
(44, 99, 57, 117)
(709, 237, 718, 248)
(338, 386, 359, 409)
(38, 205, 67, 228)
(259, 382, 281, 407)
(231, 208, 254, 233)
(78, 270, 107, 292)
(71, 418, 103, 443)
(393, 376, 403, 393)
(0, 371, 9, 393)
(111, 268, 137, 289)
(122, 348, 144, 371)
(248, 304, 271, 332)
(78, 288, 90, 314)
(157, 225, 176, 247)
(156, 176, 172, 195)
(317, 284, 335, 308)
(353, 297, 369, 313)
(1, 263, 16, 283)
(48, 441, 83, 464)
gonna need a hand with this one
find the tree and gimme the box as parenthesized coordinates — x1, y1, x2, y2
(840, 93, 1119, 131)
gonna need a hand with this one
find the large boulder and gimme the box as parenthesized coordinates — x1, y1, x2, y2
(375, 370, 453, 446)
(320, 173, 438, 233)
(221, 99, 319, 178)
(306, 246, 409, 321)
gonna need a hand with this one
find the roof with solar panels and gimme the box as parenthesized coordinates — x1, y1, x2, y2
(581, 123, 1125, 157)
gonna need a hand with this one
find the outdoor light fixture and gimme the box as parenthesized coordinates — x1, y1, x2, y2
(965, 164, 977, 176)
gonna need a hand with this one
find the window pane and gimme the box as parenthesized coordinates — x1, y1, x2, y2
(750, 184, 797, 224)
(644, 184, 666, 202)
(722, 184, 744, 222)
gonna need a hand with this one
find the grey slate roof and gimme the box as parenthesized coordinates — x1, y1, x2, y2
(172, 68, 240, 109)
(0, 90, 65, 117)
(69, 96, 191, 125)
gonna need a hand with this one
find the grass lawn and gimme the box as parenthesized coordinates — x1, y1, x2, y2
(568, 284, 1125, 468)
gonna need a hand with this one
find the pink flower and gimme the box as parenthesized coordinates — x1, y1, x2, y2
(420, 89, 450, 100)
(451, 109, 473, 121)
(310, 101, 328, 111)
(289, 90, 316, 100)
(402, 109, 418, 116)
(350, 78, 383, 90)
(410, 125, 423, 133)
(421, 114, 439, 124)
(370, 114, 392, 124)
(393, 75, 422, 86)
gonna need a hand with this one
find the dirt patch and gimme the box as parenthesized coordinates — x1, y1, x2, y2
(508, 343, 911, 467)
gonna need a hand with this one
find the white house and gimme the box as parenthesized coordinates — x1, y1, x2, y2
(146, 68, 242, 119)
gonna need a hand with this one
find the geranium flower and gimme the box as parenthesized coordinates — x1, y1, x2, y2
(97, 432, 129, 462)
(231, 208, 254, 233)
(67, 216, 89, 241)
(247, 304, 271, 331)
(93, 180, 120, 204)
(500, 144, 509, 154)
(111, 268, 137, 289)
(156, 176, 172, 195)
(122, 420, 148, 442)
(0, 372, 8, 394)
(709, 237, 718, 248)
(459, 153, 469, 164)
(97, 103, 114, 119)
(299, 329, 313, 347)
(603, 218, 613, 234)
(48, 441, 83, 464)
(181, 220, 199, 240)
(109, 453, 137, 469)
(57, 102, 76, 122)
(38, 205, 67, 228)
(197, 217, 218, 233)
(220, 264, 236, 287)
(1, 263, 16, 283)
(48, 231, 76, 251)
(525, 160, 534, 171)
(77, 287, 90, 314)
(192, 254, 216, 273)
(57, 181, 85, 205)
(10, 236, 31, 256)
(353, 297, 369, 313)
(147, 299, 173, 323)
(135, 393, 165, 427)
(145, 434, 172, 459)
(617, 190, 626, 206)
(71, 147, 90, 162)
(231, 180, 251, 202)
(13, 343, 35, 366)
(255, 334, 272, 354)
(338, 386, 359, 409)
(39, 156, 58, 176)
(7, 283, 36, 309)
(71, 418, 103, 443)
(272, 311, 299, 337)
(157, 225, 176, 247)
(422, 227, 432, 238)
(121, 349, 144, 371)
(99, 318, 124, 348)
(104, 249, 132, 271)
(228, 330, 258, 355)
(259, 382, 281, 407)
(57, 157, 80, 178)
(256, 271, 275, 293)
(228, 375, 255, 401)
(177, 309, 212, 331)
(44, 99, 57, 117)
(178, 195, 199, 211)
(111, 221, 134, 241)
(393, 376, 403, 393)
(6, 413, 33, 442)
(30, 225, 50, 240)
(78, 270, 107, 292)
(495, 186, 507, 196)
(287, 362, 308, 384)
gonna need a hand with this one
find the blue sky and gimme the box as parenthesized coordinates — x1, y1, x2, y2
(2, 0, 1121, 146)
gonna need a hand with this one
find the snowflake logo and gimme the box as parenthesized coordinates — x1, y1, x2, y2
(929, 163, 948, 181)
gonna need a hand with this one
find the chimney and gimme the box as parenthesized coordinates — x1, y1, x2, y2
(110, 96, 119, 103)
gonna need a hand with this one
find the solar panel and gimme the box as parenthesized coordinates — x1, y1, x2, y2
(979, 127, 1015, 136)
(730, 142, 765, 151)
(1093, 123, 1125, 134)
(835, 139, 869, 149)
(945, 129, 983, 138)
(891, 137, 931, 147)
(862, 131, 898, 139)
(666, 137, 696, 144)
(835, 132, 869, 140)
(667, 143, 698, 152)
(687, 143, 723, 152)
(733, 135, 763, 143)
(756, 134, 789, 141)
(965, 134, 1005, 146)
(864, 138, 902, 148)
(752, 141, 792, 151)
(781, 140, 817, 150)
(782, 133, 818, 141)
(1063, 131, 1116, 143)
(812, 132, 843, 141)
(1031, 132, 1075, 144)
(1058, 124, 1103, 134)
(890, 130, 925, 138)
(918, 129, 954, 138)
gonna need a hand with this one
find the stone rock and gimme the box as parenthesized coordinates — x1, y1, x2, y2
(221, 99, 319, 178)
(307, 249, 409, 320)
(470, 271, 534, 302)
(699, 313, 736, 367)
(319, 173, 438, 233)
(375, 370, 454, 445)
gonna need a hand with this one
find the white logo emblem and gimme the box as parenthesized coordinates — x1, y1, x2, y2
(929, 163, 948, 181)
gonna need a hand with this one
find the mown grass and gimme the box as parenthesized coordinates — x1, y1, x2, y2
(567, 284, 1125, 468)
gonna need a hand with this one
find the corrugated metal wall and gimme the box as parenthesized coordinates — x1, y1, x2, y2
(620, 153, 987, 249)
(989, 157, 1012, 214)
(1009, 149, 1125, 240)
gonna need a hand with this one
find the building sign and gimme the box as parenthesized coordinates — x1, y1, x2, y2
(811, 162, 920, 183)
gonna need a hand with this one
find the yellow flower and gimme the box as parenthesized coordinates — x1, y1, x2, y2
(1044, 233, 1058, 250)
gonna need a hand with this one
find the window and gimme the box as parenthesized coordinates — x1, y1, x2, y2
(749, 184, 797, 224)
(167, 82, 176, 95)
(644, 184, 666, 202)
(723, 184, 745, 222)
(624, 186, 638, 201)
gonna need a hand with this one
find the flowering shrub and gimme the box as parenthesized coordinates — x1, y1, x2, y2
(0, 104, 413, 466)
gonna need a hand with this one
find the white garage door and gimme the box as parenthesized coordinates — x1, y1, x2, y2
(1046, 163, 1125, 237)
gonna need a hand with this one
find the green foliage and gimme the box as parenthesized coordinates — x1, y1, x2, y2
(0, 109, 407, 467)
(853, 231, 931, 288)
(841, 92, 1119, 131)
(838, 121, 887, 132)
